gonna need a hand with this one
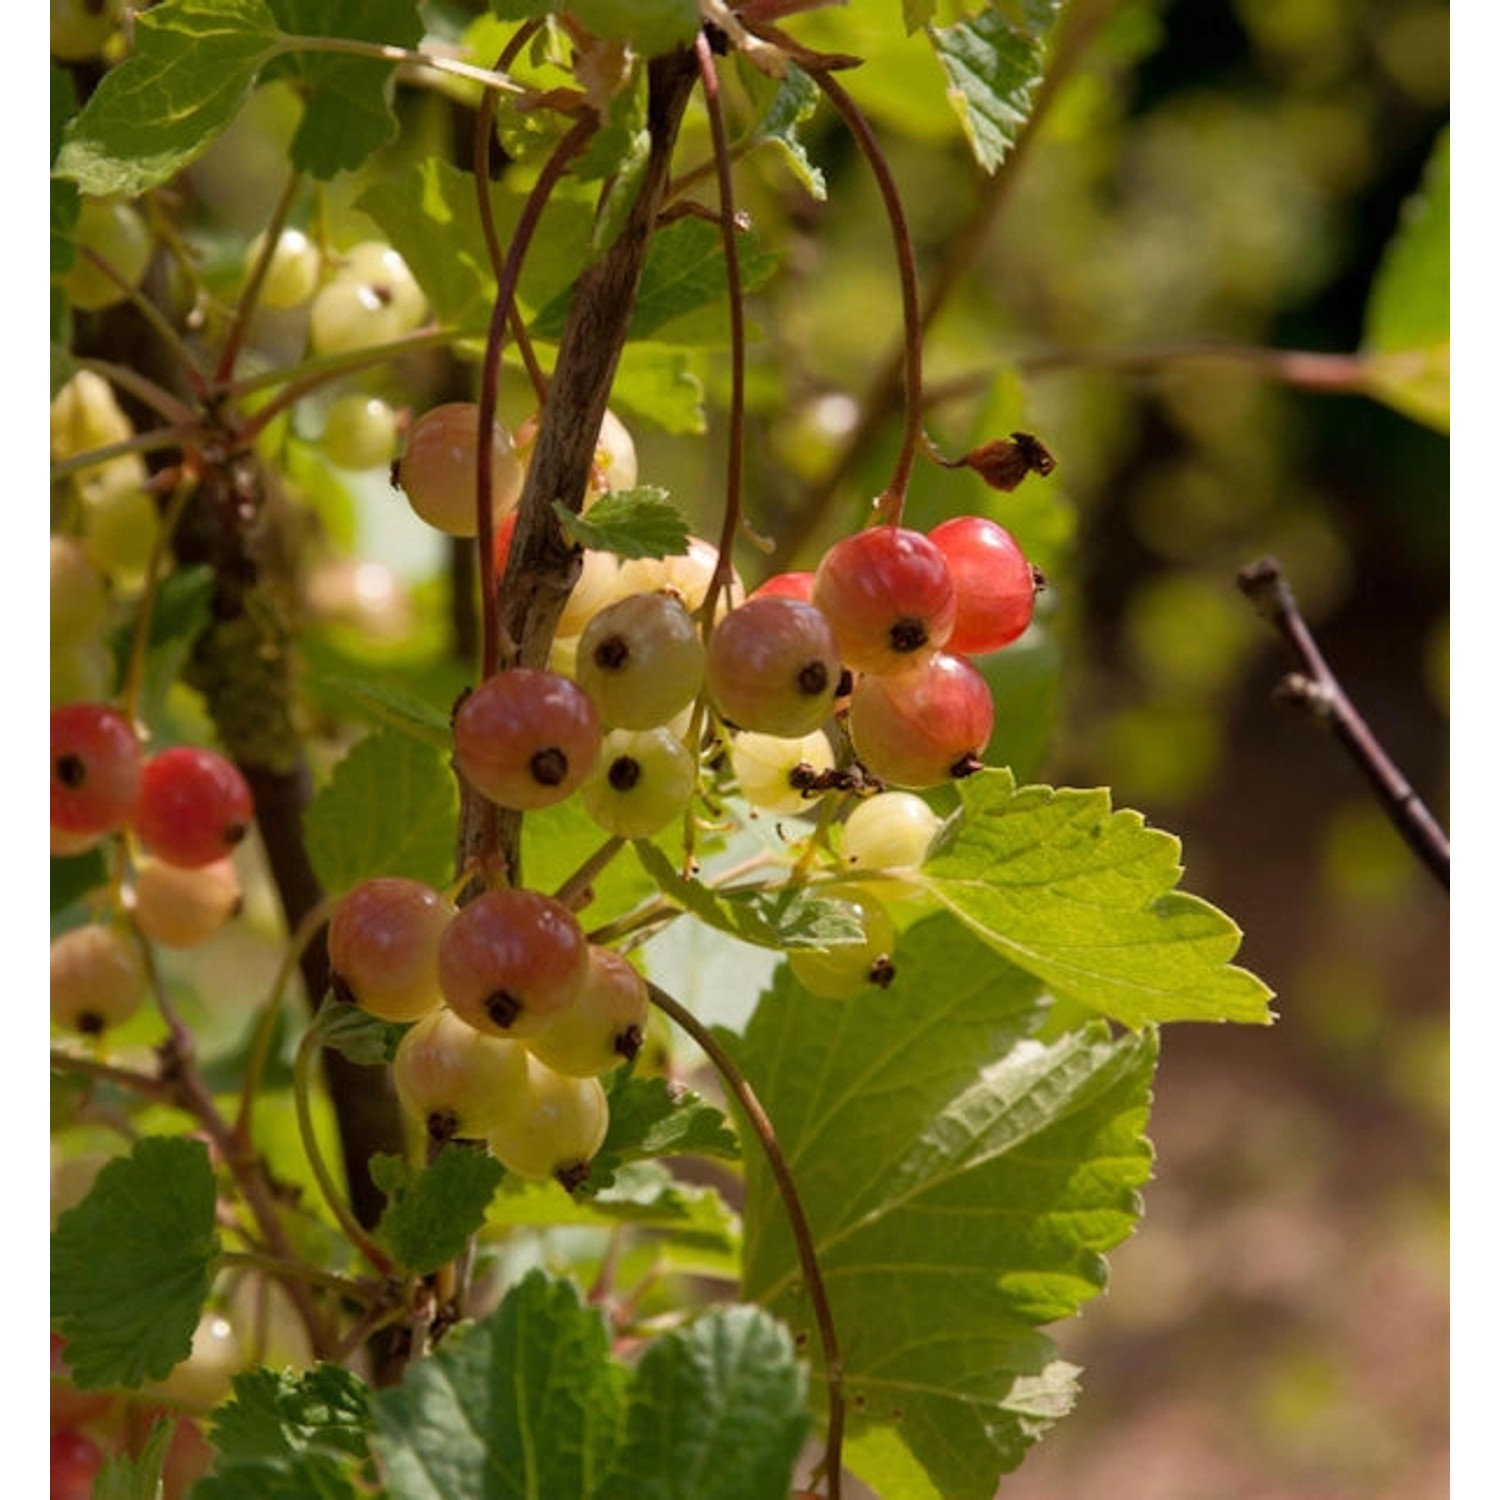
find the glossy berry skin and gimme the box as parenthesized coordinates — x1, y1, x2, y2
(705, 596, 840, 738)
(787, 884, 897, 998)
(576, 592, 704, 729)
(393, 1006, 529, 1141)
(485, 1054, 609, 1188)
(396, 402, 523, 537)
(927, 516, 1036, 655)
(847, 652, 994, 789)
(453, 669, 602, 811)
(321, 393, 400, 471)
(132, 855, 243, 949)
(527, 945, 650, 1077)
(729, 729, 835, 816)
(812, 525, 957, 674)
(133, 746, 255, 867)
(308, 242, 428, 355)
(51, 535, 111, 649)
(437, 888, 590, 1038)
(328, 877, 455, 1022)
(51, 702, 142, 837)
(51, 923, 147, 1035)
(51, 1431, 104, 1500)
(839, 791, 942, 870)
(580, 727, 697, 839)
(63, 197, 153, 312)
(748, 570, 815, 604)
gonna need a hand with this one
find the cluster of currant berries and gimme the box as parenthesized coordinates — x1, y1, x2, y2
(50, 703, 253, 1036)
(330, 877, 644, 1189)
(376, 403, 1040, 1064)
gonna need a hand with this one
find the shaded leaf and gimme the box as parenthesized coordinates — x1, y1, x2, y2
(308, 995, 406, 1068)
(94, 1420, 173, 1500)
(919, 770, 1275, 1026)
(373, 1147, 507, 1274)
(369, 1270, 627, 1499)
(50, 1137, 219, 1389)
(566, 0, 700, 58)
(530, 217, 778, 344)
(582, 1073, 740, 1195)
(305, 729, 459, 894)
(743, 61, 826, 200)
(598, 1307, 809, 1500)
(265, 0, 425, 178)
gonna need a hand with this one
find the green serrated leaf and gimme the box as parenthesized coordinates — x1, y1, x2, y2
(1361, 125, 1449, 430)
(744, 61, 826, 200)
(373, 1146, 507, 1273)
(357, 158, 597, 334)
(531, 217, 778, 344)
(94, 1419, 174, 1500)
(918, 770, 1275, 1026)
(632, 843, 865, 954)
(196, 1365, 370, 1499)
(554, 488, 691, 559)
(308, 995, 407, 1067)
(575, 62, 652, 255)
(928, 3, 1063, 173)
(56, 0, 283, 196)
(734, 914, 1155, 1499)
(265, 1, 425, 178)
(51, 1136, 219, 1389)
(582, 1072, 740, 1195)
(312, 673, 454, 752)
(370, 1270, 627, 1498)
(608, 342, 707, 434)
(51, 64, 80, 275)
(599, 1307, 809, 1500)
(566, 0, 700, 58)
(305, 729, 459, 894)
(212, 1364, 372, 1464)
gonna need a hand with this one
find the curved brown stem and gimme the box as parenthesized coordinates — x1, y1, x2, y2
(1238, 558, 1449, 891)
(645, 981, 845, 1499)
(809, 69, 923, 526)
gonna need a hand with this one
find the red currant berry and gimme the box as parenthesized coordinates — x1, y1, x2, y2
(133, 746, 254, 867)
(453, 669, 602, 810)
(437, 888, 590, 1038)
(787, 883, 898, 998)
(927, 516, 1036, 655)
(395, 402, 523, 537)
(812, 525, 957, 674)
(51, 702, 142, 837)
(705, 596, 841, 737)
(51, 1430, 104, 1500)
(748, 570, 815, 604)
(847, 653, 994, 788)
(580, 727, 698, 838)
(328, 877, 455, 1022)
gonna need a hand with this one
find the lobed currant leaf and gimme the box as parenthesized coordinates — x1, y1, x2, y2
(371, 1147, 507, 1275)
(51, 1137, 219, 1390)
(553, 488, 691, 560)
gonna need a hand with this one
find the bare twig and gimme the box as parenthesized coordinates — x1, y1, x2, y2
(1237, 557, 1449, 892)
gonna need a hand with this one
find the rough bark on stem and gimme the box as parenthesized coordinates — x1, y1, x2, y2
(483, 48, 702, 886)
